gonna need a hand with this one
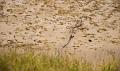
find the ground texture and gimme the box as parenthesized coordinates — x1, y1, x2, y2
(0, 0, 120, 66)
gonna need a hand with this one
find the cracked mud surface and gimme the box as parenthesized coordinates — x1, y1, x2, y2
(0, 0, 120, 63)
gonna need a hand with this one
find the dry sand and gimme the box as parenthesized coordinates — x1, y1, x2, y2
(0, 0, 120, 64)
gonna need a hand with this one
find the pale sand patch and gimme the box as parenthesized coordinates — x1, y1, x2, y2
(0, 0, 120, 64)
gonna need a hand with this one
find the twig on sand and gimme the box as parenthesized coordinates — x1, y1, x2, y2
(63, 20, 83, 48)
